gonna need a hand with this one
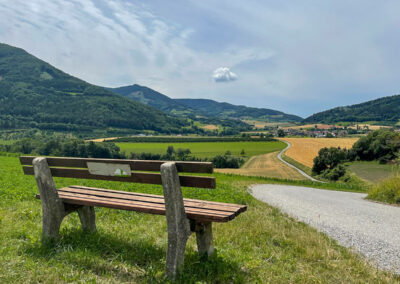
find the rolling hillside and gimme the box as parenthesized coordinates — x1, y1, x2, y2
(107, 84, 192, 115)
(109, 84, 302, 122)
(176, 98, 303, 122)
(0, 43, 187, 135)
(304, 94, 400, 125)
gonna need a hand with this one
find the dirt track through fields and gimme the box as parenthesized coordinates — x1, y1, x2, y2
(215, 151, 306, 180)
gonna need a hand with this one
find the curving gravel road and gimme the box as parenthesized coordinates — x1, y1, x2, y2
(250, 184, 400, 273)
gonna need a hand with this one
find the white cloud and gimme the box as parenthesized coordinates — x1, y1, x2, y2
(212, 67, 238, 82)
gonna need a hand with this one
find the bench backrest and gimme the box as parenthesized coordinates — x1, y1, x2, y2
(20, 156, 216, 189)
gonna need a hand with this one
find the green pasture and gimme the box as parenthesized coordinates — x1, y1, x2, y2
(0, 155, 396, 282)
(347, 161, 400, 183)
(116, 141, 286, 158)
(0, 140, 15, 145)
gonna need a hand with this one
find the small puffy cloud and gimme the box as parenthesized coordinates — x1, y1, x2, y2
(212, 67, 238, 82)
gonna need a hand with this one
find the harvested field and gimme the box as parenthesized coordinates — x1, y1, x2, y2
(201, 124, 218, 130)
(348, 124, 391, 130)
(281, 124, 344, 130)
(242, 120, 295, 129)
(278, 137, 358, 168)
(86, 137, 120, 142)
(216, 151, 306, 180)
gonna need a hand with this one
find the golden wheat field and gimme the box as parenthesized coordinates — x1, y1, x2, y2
(278, 137, 359, 168)
(201, 124, 219, 130)
(215, 152, 306, 180)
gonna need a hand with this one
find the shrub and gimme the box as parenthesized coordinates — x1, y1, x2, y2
(367, 175, 400, 204)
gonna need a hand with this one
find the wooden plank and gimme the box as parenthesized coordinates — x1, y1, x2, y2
(68, 185, 247, 213)
(23, 166, 216, 189)
(58, 187, 243, 215)
(35, 193, 231, 222)
(59, 191, 233, 218)
(20, 156, 213, 173)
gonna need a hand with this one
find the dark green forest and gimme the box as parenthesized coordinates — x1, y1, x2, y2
(0, 43, 188, 135)
(304, 94, 400, 125)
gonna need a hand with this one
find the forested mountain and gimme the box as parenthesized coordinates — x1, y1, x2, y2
(0, 43, 187, 135)
(175, 99, 302, 122)
(304, 94, 400, 125)
(110, 84, 302, 122)
(107, 84, 193, 116)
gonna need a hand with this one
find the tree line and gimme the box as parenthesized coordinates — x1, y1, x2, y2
(312, 129, 400, 180)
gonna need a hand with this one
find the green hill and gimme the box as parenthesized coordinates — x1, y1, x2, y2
(107, 84, 193, 116)
(0, 43, 187, 135)
(109, 85, 302, 122)
(304, 94, 400, 125)
(175, 99, 302, 122)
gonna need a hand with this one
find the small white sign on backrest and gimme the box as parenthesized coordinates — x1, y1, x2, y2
(87, 162, 132, 177)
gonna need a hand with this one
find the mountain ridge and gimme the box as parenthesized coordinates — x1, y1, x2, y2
(108, 84, 303, 122)
(0, 43, 186, 135)
(304, 94, 400, 125)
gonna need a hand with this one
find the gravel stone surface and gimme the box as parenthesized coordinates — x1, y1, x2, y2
(250, 184, 400, 273)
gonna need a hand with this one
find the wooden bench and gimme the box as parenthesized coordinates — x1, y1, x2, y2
(20, 156, 247, 279)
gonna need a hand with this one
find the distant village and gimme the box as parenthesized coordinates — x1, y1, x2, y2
(272, 123, 399, 138)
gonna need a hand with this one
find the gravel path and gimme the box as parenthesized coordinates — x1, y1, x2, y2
(250, 184, 400, 273)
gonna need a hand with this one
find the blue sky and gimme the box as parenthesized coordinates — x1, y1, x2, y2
(1, 0, 399, 117)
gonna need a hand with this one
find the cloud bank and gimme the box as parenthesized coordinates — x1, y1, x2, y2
(213, 67, 238, 82)
(1, 0, 400, 116)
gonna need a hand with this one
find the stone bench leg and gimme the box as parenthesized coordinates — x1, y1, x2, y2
(161, 162, 192, 280)
(33, 157, 96, 239)
(194, 221, 214, 257)
(77, 206, 96, 232)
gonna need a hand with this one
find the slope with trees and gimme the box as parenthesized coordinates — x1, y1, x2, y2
(0, 43, 187, 136)
(304, 94, 400, 125)
(109, 84, 302, 122)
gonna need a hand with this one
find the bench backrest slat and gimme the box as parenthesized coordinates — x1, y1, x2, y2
(20, 156, 213, 173)
(20, 156, 216, 189)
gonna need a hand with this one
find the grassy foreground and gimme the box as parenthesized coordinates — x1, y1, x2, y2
(0, 156, 397, 283)
(116, 141, 285, 159)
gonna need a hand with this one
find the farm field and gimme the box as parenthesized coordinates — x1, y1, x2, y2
(216, 152, 306, 180)
(281, 124, 344, 130)
(0, 155, 396, 282)
(242, 120, 295, 129)
(115, 141, 286, 159)
(278, 137, 359, 168)
(347, 162, 400, 183)
(201, 124, 219, 130)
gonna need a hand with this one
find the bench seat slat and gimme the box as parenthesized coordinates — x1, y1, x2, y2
(23, 166, 216, 189)
(35, 187, 247, 222)
(59, 186, 244, 215)
(68, 185, 245, 211)
(20, 156, 213, 173)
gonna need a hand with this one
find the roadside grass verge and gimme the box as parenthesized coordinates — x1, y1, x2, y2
(281, 153, 313, 176)
(367, 175, 400, 204)
(0, 156, 397, 283)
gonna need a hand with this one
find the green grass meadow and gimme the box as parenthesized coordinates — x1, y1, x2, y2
(347, 161, 400, 183)
(0, 155, 398, 283)
(116, 141, 286, 158)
